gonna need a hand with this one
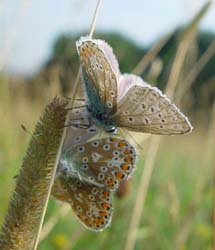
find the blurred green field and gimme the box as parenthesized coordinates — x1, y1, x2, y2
(0, 72, 213, 250)
(0, 2, 214, 249)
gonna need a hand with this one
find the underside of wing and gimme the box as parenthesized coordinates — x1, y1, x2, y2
(52, 175, 113, 231)
(115, 74, 193, 135)
(76, 36, 118, 116)
(62, 137, 136, 190)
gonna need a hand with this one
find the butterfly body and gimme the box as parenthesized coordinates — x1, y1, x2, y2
(76, 36, 193, 135)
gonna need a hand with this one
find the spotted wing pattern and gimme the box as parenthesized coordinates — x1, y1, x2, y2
(76, 36, 118, 116)
(52, 174, 112, 231)
(62, 137, 136, 190)
(114, 74, 193, 135)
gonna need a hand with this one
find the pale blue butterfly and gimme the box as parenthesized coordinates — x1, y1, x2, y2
(76, 36, 193, 135)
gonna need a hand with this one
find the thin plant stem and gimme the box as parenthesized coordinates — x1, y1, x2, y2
(176, 40, 215, 104)
(132, 30, 173, 75)
(32, 1, 103, 248)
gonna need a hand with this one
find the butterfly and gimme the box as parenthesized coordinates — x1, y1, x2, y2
(52, 106, 136, 231)
(76, 36, 193, 135)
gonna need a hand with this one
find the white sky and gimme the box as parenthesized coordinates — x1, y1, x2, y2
(0, 0, 214, 75)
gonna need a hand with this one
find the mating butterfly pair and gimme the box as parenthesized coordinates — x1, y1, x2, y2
(52, 36, 193, 232)
(52, 106, 136, 231)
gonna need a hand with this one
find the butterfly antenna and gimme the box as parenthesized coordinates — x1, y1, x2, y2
(118, 128, 144, 151)
(65, 105, 88, 111)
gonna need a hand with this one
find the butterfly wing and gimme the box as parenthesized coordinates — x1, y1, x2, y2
(52, 174, 112, 231)
(62, 137, 136, 190)
(63, 105, 98, 150)
(76, 36, 118, 116)
(114, 74, 193, 135)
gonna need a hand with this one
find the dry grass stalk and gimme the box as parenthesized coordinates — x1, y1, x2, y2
(0, 97, 68, 250)
(124, 3, 212, 249)
(132, 30, 173, 76)
(30, 0, 103, 245)
(176, 39, 215, 104)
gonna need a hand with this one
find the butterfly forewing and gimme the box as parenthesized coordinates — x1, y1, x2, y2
(62, 137, 136, 190)
(115, 74, 192, 135)
(76, 37, 118, 116)
(52, 175, 112, 231)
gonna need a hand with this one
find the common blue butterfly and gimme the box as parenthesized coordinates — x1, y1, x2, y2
(52, 106, 136, 231)
(76, 36, 193, 135)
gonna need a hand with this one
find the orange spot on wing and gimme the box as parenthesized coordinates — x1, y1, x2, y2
(107, 178, 114, 187)
(99, 211, 108, 217)
(103, 190, 110, 198)
(124, 156, 132, 163)
(118, 141, 126, 148)
(120, 163, 129, 171)
(124, 149, 130, 155)
(115, 172, 124, 180)
(102, 203, 111, 210)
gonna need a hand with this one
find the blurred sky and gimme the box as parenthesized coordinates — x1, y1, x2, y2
(0, 0, 214, 75)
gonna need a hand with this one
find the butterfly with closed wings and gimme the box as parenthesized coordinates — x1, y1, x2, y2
(52, 106, 136, 231)
(76, 36, 193, 135)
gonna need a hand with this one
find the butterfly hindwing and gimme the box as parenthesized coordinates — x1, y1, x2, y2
(76, 37, 118, 116)
(61, 137, 136, 190)
(52, 174, 112, 231)
(115, 74, 192, 135)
